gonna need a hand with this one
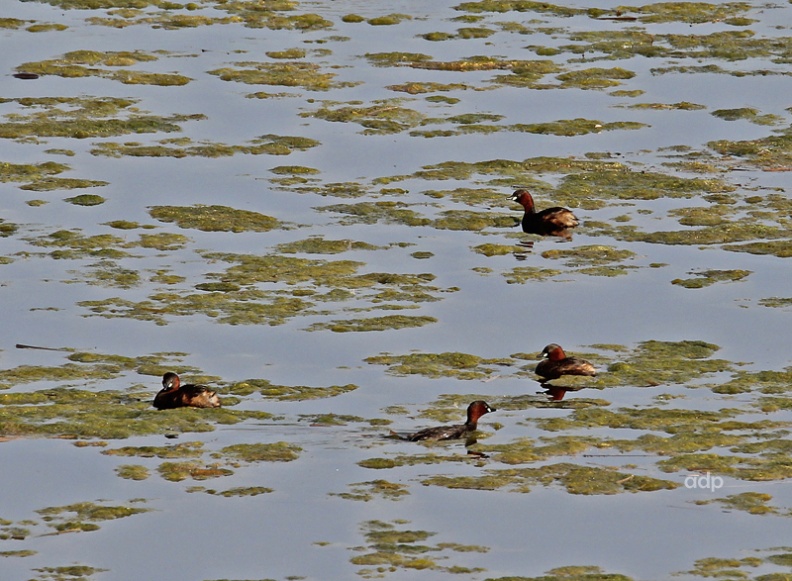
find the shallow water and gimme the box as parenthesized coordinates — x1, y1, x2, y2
(1, 0, 792, 580)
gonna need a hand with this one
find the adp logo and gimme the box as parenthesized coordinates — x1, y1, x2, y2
(683, 472, 723, 492)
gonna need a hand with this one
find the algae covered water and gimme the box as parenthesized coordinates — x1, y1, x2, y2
(1, 0, 792, 580)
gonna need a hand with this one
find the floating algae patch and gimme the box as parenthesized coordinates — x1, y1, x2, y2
(507, 118, 646, 136)
(388, 81, 471, 95)
(671, 269, 751, 289)
(92, 134, 318, 158)
(0, 352, 272, 437)
(723, 240, 792, 258)
(502, 266, 566, 284)
(554, 165, 735, 203)
(0, 160, 70, 183)
(422, 26, 496, 41)
(540, 245, 637, 268)
(473, 243, 523, 256)
(0, 96, 202, 141)
(302, 101, 425, 135)
(759, 297, 792, 309)
(138, 232, 190, 251)
(36, 500, 150, 534)
(694, 492, 781, 516)
(624, 101, 706, 111)
(200, 486, 274, 497)
(219, 442, 301, 463)
(300, 413, 373, 427)
(488, 565, 634, 581)
(115, 465, 150, 481)
(349, 520, 488, 577)
(359, 450, 486, 470)
(17, 50, 190, 85)
(557, 67, 636, 89)
(364, 52, 433, 67)
(0, 388, 262, 439)
(432, 209, 509, 231)
(209, 61, 352, 91)
(211, 5, 332, 31)
(157, 461, 234, 482)
(30, 566, 108, 580)
(423, 463, 678, 495)
(275, 237, 381, 254)
(678, 555, 774, 580)
(453, 1, 586, 17)
(67, 260, 142, 289)
(364, 351, 512, 380)
(64, 194, 106, 206)
(149, 205, 279, 232)
(317, 201, 432, 226)
(331, 479, 409, 502)
(708, 125, 792, 170)
(230, 379, 358, 401)
(712, 107, 782, 126)
(78, 252, 451, 326)
(24, 229, 132, 259)
(22, 178, 108, 192)
(0, 219, 19, 238)
(616, 2, 753, 24)
(102, 441, 205, 459)
(307, 315, 438, 332)
(0, 360, 127, 390)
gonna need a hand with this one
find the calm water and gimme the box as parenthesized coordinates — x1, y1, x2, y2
(1, 0, 792, 580)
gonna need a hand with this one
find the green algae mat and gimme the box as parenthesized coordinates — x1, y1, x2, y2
(2, 0, 792, 580)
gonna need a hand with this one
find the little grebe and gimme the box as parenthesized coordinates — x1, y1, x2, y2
(535, 344, 596, 382)
(153, 372, 221, 410)
(391, 400, 495, 442)
(510, 189, 579, 236)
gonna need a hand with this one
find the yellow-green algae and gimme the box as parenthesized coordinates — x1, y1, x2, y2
(30, 565, 107, 580)
(196, 486, 274, 497)
(157, 461, 234, 482)
(303, 101, 425, 135)
(209, 61, 353, 91)
(276, 237, 380, 254)
(219, 442, 301, 462)
(115, 465, 150, 480)
(759, 297, 792, 309)
(0, 97, 202, 140)
(67, 261, 142, 289)
(331, 480, 409, 502)
(540, 245, 636, 267)
(365, 352, 513, 380)
(694, 492, 782, 516)
(64, 194, 106, 206)
(349, 520, 487, 577)
(307, 315, 438, 332)
(486, 565, 633, 580)
(676, 550, 792, 579)
(77, 248, 452, 326)
(103, 441, 205, 459)
(229, 379, 357, 401)
(149, 205, 279, 232)
(18, 50, 190, 85)
(422, 463, 677, 494)
(671, 269, 751, 289)
(36, 500, 150, 534)
(22, 178, 109, 192)
(0, 160, 70, 182)
(91, 134, 319, 158)
(712, 107, 783, 126)
(708, 124, 792, 171)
